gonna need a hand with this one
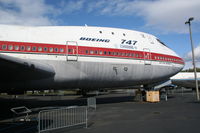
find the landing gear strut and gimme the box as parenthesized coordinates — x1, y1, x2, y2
(76, 88, 88, 97)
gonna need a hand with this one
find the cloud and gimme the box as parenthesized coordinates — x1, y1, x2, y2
(0, 0, 87, 26)
(0, 0, 199, 33)
(183, 44, 200, 69)
(184, 61, 200, 69)
(0, 0, 57, 26)
(59, 0, 85, 14)
(87, 0, 200, 33)
(184, 45, 200, 61)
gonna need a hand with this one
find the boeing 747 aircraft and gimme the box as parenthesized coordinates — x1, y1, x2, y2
(0, 25, 184, 94)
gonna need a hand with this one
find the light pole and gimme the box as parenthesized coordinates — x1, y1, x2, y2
(185, 17, 199, 101)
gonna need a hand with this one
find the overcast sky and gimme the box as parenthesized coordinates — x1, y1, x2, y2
(0, 0, 200, 69)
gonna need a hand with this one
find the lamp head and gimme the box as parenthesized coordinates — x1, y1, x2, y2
(188, 17, 194, 22)
(185, 21, 189, 25)
(185, 17, 194, 25)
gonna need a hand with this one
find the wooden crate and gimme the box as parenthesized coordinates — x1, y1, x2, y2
(146, 91, 160, 102)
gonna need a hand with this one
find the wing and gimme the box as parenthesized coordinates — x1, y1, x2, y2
(171, 79, 200, 88)
(0, 54, 55, 82)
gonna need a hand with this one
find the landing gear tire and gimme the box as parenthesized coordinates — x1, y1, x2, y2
(76, 89, 88, 97)
(81, 89, 87, 97)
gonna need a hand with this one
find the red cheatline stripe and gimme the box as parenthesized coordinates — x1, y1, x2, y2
(0, 41, 184, 64)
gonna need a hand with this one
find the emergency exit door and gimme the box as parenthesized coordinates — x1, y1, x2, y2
(66, 41, 78, 61)
(143, 48, 151, 65)
(143, 48, 152, 80)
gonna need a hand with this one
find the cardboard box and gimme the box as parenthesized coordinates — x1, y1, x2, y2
(146, 91, 160, 102)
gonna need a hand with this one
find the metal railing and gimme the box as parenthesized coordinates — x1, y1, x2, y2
(10, 106, 32, 122)
(38, 106, 87, 133)
(87, 97, 96, 110)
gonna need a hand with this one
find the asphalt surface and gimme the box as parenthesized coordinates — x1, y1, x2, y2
(0, 91, 200, 133)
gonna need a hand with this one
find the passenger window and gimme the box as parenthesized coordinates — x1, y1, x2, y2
(14, 45, 19, 50)
(26, 46, 31, 51)
(148, 36, 154, 44)
(90, 50, 94, 54)
(20, 46, 25, 51)
(104, 51, 107, 55)
(68, 49, 72, 53)
(85, 50, 88, 54)
(32, 46, 37, 51)
(54, 48, 58, 52)
(141, 34, 145, 38)
(99, 51, 103, 55)
(60, 48, 64, 53)
(95, 51, 98, 54)
(8, 45, 13, 50)
(2, 45, 7, 50)
(44, 47, 48, 52)
(38, 47, 42, 51)
(49, 48, 53, 52)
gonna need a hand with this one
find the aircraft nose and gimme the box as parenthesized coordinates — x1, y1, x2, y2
(175, 55, 185, 71)
(171, 49, 185, 67)
(180, 57, 185, 66)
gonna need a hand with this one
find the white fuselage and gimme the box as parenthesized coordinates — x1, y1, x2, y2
(0, 25, 184, 91)
(171, 72, 200, 88)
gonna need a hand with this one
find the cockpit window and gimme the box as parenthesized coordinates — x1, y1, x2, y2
(156, 39, 168, 47)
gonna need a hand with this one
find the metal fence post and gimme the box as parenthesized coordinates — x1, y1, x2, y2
(87, 97, 96, 110)
(38, 112, 40, 133)
(86, 107, 88, 128)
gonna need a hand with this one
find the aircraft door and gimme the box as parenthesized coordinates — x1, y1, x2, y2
(143, 48, 151, 65)
(66, 41, 78, 61)
(143, 48, 152, 80)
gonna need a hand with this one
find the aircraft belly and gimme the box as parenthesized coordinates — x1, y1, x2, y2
(50, 60, 181, 89)
(0, 59, 183, 90)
